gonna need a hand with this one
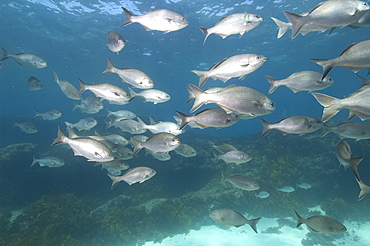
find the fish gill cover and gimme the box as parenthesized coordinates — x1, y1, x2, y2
(0, 0, 369, 246)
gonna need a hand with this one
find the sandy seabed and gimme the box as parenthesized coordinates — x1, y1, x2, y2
(143, 218, 370, 246)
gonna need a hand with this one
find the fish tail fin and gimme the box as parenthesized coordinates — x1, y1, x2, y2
(265, 75, 280, 94)
(105, 108, 112, 116)
(78, 79, 87, 94)
(128, 87, 137, 98)
(355, 74, 369, 87)
(175, 110, 189, 130)
(121, 7, 134, 26)
(105, 116, 115, 129)
(270, 17, 289, 39)
(0, 46, 10, 61)
(213, 152, 220, 164)
(356, 179, 370, 201)
(293, 209, 304, 227)
(283, 11, 305, 39)
(311, 93, 339, 122)
(12, 119, 17, 128)
(309, 59, 333, 80)
(103, 57, 115, 74)
(191, 70, 208, 87)
(350, 157, 363, 182)
(320, 123, 332, 137)
(136, 117, 147, 130)
(248, 217, 261, 234)
(31, 156, 37, 167)
(51, 126, 67, 146)
(52, 71, 59, 83)
(199, 26, 210, 45)
(187, 84, 206, 112)
(33, 109, 40, 119)
(220, 171, 226, 183)
(72, 102, 79, 111)
(131, 137, 143, 156)
(107, 173, 121, 189)
(65, 121, 73, 128)
(260, 118, 271, 137)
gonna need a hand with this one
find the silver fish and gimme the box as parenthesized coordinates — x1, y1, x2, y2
(294, 210, 347, 235)
(277, 186, 295, 193)
(149, 151, 171, 161)
(103, 57, 154, 89)
(106, 31, 125, 54)
(31, 156, 64, 168)
(221, 172, 260, 191)
(137, 117, 183, 135)
(73, 97, 104, 114)
(28, 76, 43, 91)
(265, 71, 334, 94)
(296, 183, 312, 190)
(53, 71, 81, 100)
(310, 39, 370, 79)
(131, 132, 181, 156)
(121, 7, 188, 33)
(191, 54, 266, 87)
(107, 166, 156, 189)
(173, 143, 197, 157)
(33, 109, 62, 121)
(106, 118, 145, 134)
(312, 85, 370, 122)
(187, 84, 275, 117)
(323, 122, 370, 140)
(214, 150, 252, 165)
(13, 121, 38, 134)
(0, 46, 47, 68)
(209, 141, 237, 154)
(176, 108, 239, 130)
(95, 132, 129, 146)
(209, 209, 261, 233)
(51, 126, 114, 162)
(106, 109, 136, 120)
(96, 159, 129, 175)
(349, 9, 370, 28)
(128, 88, 170, 104)
(78, 79, 130, 103)
(255, 191, 270, 199)
(200, 13, 263, 44)
(65, 117, 97, 131)
(260, 116, 323, 137)
(113, 145, 133, 160)
(335, 140, 362, 181)
(284, 0, 370, 39)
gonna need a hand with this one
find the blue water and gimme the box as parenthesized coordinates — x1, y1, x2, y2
(0, 1, 369, 246)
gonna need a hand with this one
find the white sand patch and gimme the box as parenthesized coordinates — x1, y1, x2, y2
(143, 218, 370, 246)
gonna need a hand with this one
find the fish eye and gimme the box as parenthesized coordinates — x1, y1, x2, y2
(256, 15, 260, 18)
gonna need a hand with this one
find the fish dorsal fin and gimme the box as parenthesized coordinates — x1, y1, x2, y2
(209, 58, 229, 70)
(309, 2, 325, 14)
(339, 42, 360, 56)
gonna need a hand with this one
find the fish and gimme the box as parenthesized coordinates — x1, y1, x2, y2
(53, 71, 81, 100)
(284, 1, 370, 39)
(221, 172, 260, 191)
(0, 46, 47, 68)
(27, 76, 43, 91)
(128, 88, 170, 104)
(96, 159, 129, 175)
(103, 57, 154, 89)
(200, 13, 263, 44)
(131, 132, 181, 156)
(312, 85, 370, 122)
(73, 97, 104, 114)
(121, 7, 188, 33)
(137, 117, 183, 135)
(65, 117, 97, 131)
(149, 151, 171, 161)
(294, 210, 347, 235)
(106, 109, 136, 120)
(296, 183, 312, 190)
(255, 191, 270, 199)
(277, 186, 295, 193)
(173, 143, 197, 157)
(107, 166, 156, 189)
(209, 141, 237, 154)
(106, 31, 125, 54)
(176, 109, 240, 130)
(270, 16, 328, 39)
(187, 84, 275, 116)
(13, 121, 38, 134)
(31, 156, 65, 168)
(265, 71, 334, 94)
(349, 9, 370, 28)
(214, 150, 252, 165)
(95, 132, 129, 146)
(113, 145, 133, 160)
(78, 79, 131, 103)
(310, 39, 370, 79)
(209, 208, 261, 233)
(335, 140, 362, 181)
(106, 118, 145, 134)
(260, 116, 323, 137)
(356, 179, 370, 201)
(191, 54, 266, 87)
(33, 109, 62, 121)
(322, 122, 370, 140)
(51, 126, 114, 162)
